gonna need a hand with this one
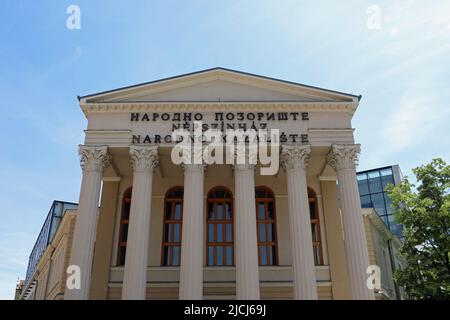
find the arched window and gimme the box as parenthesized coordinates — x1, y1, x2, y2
(255, 186, 278, 266)
(206, 187, 233, 266)
(117, 188, 132, 266)
(309, 188, 324, 265)
(161, 187, 184, 266)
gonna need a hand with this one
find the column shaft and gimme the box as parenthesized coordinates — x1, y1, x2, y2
(234, 165, 260, 300)
(65, 145, 111, 300)
(122, 146, 158, 300)
(281, 145, 318, 300)
(179, 164, 204, 299)
(328, 144, 375, 300)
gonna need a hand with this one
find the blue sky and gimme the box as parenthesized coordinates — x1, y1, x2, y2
(0, 0, 449, 299)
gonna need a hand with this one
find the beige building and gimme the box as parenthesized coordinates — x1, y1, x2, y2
(17, 68, 402, 300)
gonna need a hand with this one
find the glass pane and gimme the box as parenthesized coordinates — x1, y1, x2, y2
(259, 223, 266, 242)
(271, 245, 277, 265)
(313, 246, 320, 265)
(217, 203, 223, 220)
(360, 195, 372, 208)
(119, 247, 127, 266)
(217, 246, 223, 266)
(215, 190, 224, 198)
(381, 173, 394, 190)
(260, 246, 267, 265)
(208, 246, 214, 266)
(226, 202, 232, 220)
(258, 202, 265, 220)
(121, 223, 129, 242)
(174, 203, 182, 220)
(311, 223, 318, 241)
(172, 246, 180, 266)
(165, 223, 172, 242)
(217, 223, 223, 242)
(255, 188, 265, 198)
(226, 246, 233, 266)
(309, 201, 316, 219)
(124, 202, 130, 219)
(267, 223, 274, 241)
(208, 224, 214, 242)
(266, 246, 273, 265)
(368, 171, 382, 193)
(267, 201, 274, 219)
(166, 202, 172, 220)
(384, 193, 395, 214)
(226, 223, 232, 242)
(357, 174, 369, 196)
(167, 247, 172, 266)
(208, 202, 214, 220)
(174, 223, 181, 242)
(371, 193, 386, 215)
(380, 215, 389, 226)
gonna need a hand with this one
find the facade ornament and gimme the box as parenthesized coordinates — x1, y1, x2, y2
(280, 145, 311, 171)
(129, 145, 159, 172)
(327, 144, 361, 171)
(79, 145, 111, 172)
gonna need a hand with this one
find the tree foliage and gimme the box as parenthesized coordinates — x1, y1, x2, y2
(386, 158, 450, 299)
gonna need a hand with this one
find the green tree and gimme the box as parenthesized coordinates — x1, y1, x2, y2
(386, 158, 450, 299)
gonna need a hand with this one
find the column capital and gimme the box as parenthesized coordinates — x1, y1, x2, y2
(79, 145, 111, 172)
(280, 145, 311, 171)
(327, 144, 361, 171)
(130, 145, 159, 172)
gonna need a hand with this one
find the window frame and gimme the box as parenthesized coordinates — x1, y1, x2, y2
(308, 187, 324, 265)
(161, 187, 184, 267)
(255, 186, 279, 266)
(206, 186, 234, 267)
(117, 188, 132, 266)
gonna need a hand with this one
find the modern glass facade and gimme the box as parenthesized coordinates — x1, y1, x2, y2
(24, 201, 78, 286)
(357, 165, 403, 238)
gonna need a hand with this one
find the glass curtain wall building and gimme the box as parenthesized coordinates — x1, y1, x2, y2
(357, 165, 403, 238)
(24, 201, 78, 286)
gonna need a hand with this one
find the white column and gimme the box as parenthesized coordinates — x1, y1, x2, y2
(234, 163, 260, 300)
(65, 145, 111, 300)
(327, 144, 375, 300)
(280, 145, 318, 300)
(121, 146, 159, 300)
(179, 163, 205, 300)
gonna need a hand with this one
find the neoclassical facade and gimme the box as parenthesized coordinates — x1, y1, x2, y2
(63, 68, 375, 300)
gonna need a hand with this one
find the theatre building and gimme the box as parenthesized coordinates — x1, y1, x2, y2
(18, 68, 390, 300)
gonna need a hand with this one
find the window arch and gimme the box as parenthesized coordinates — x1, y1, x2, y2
(161, 187, 184, 266)
(308, 187, 324, 265)
(117, 188, 132, 266)
(206, 187, 234, 266)
(255, 186, 278, 266)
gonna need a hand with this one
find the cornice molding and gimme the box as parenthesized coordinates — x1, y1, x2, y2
(80, 101, 358, 117)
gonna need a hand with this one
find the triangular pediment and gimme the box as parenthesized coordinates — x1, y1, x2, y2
(80, 68, 359, 104)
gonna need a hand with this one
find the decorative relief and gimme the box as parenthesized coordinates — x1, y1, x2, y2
(280, 145, 311, 171)
(79, 145, 111, 172)
(129, 146, 159, 171)
(327, 144, 361, 171)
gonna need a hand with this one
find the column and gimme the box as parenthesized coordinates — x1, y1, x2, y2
(327, 144, 375, 300)
(280, 145, 318, 300)
(179, 163, 205, 300)
(122, 146, 159, 300)
(65, 145, 111, 300)
(234, 163, 260, 300)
